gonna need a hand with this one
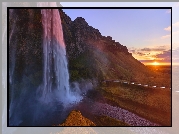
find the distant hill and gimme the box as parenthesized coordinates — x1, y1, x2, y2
(59, 9, 159, 85)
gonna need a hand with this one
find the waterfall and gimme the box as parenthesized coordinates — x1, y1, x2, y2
(40, 9, 82, 104)
(41, 9, 69, 97)
(8, 7, 83, 126)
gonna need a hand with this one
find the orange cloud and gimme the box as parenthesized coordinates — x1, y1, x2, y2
(129, 45, 171, 63)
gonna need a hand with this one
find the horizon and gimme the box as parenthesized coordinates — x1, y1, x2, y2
(62, 8, 172, 66)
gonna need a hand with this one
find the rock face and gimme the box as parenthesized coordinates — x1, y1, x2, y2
(59, 9, 155, 83)
(9, 9, 43, 99)
(9, 9, 45, 126)
(9, 9, 43, 78)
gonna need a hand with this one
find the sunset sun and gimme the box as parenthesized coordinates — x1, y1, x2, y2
(152, 61, 160, 66)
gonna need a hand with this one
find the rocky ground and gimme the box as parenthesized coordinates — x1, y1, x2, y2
(58, 82, 171, 126)
(58, 110, 96, 126)
(100, 84, 171, 126)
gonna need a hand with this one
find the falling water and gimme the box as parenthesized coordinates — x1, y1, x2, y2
(39, 9, 82, 104)
(8, 7, 83, 126)
(41, 9, 69, 95)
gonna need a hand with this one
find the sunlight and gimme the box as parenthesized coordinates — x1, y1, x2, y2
(152, 61, 160, 66)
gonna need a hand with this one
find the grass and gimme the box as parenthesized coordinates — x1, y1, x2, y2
(99, 83, 171, 126)
(93, 115, 130, 126)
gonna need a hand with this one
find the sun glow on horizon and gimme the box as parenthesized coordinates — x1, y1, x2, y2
(152, 61, 160, 66)
(142, 61, 171, 66)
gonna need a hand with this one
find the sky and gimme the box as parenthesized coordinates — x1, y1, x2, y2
(61, 2, 179, 66)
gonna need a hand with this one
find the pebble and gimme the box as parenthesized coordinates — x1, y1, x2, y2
(91, 102, 160, 126)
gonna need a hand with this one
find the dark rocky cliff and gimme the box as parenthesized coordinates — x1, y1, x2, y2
(9, 9, 43, 90)
(59, 9, 155, 84)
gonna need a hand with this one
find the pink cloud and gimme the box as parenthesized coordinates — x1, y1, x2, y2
(164, 26, 171, 31)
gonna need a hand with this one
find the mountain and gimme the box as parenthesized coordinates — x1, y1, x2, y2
(59, 9, 157, 84)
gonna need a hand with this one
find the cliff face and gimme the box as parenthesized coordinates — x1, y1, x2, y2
(9, 9, 43, 88)
(59, 9, 155, 83)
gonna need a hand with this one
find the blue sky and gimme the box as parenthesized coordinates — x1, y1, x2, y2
(61, 2, 179, 65)
(63, 9, 171, 48)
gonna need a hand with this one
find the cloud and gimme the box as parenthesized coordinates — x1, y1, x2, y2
(137, 52, 145, 56)
(173, 22, 179, 27)
(161, 34, 171, 39)
(140, 48, 151, 51)
(164, 26, 171, 31)
(129, 46, 169, 54)
(155, 50, 171, 62)
(130, 50, 136, 54)
(166, 9, 171, 14)
(129, 45, 171, 63)
(140, 59, 162, 63)
(140, 47, 166, 52)
(128, 48, 137, 54)
(129, 46, 171, 62)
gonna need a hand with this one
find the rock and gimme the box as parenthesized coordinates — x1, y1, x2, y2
(9, 9, 43, 87)
(59, 110, 96, 126)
